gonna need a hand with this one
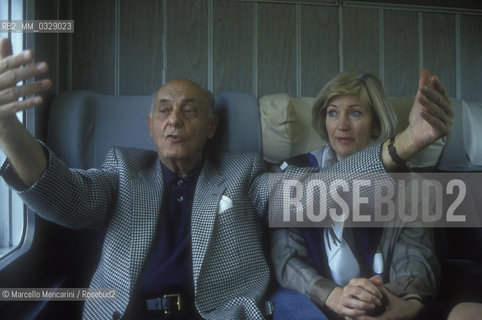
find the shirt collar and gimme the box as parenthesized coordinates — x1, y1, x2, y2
(160, 161, 202, 185)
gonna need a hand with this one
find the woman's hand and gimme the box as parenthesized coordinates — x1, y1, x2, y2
(325, 276, 384, 318)
(349, 287, 423, 320)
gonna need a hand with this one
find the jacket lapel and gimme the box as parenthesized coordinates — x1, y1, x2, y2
(129, 159, 165, 291)
(190, 159, 226, 294)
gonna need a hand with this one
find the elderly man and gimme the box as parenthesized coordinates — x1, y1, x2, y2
(0, 37, 452, 320)
(0, 38, 272, 320)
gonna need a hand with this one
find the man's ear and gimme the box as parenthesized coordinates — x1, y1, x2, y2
(146, 114, 153, 138)
(207, 115, 219, 139)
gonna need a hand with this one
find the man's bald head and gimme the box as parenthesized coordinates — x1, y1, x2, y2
(147, 78, 219, 176)
(152, 79, 215, 117)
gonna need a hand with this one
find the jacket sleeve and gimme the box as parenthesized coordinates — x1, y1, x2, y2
(252, 142, 388, 226)
(270, 227, 338, 308)
(382, 173, 441, 300)
(247, 153, 270, 222)
(1, 142, 119, 230)
(383, 226, 440, 300)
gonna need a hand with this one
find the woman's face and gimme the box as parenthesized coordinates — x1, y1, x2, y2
(325, 94, 374, 160)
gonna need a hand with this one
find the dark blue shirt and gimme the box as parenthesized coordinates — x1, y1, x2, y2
(137, 163, 200, 297)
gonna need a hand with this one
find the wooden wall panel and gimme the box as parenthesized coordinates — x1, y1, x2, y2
(213, 0, 253, 96)
(258, 3, 297, 97)
(56, 1, 71, 94)
(165, 0, 208, 89)
(300, 5, 339, 97)
(120, 0, 163, 95)
(384, 10, 419, 97)
(58, 1, 481, 104)
(350, 0, 482, 9)
(422, 13, 456, 98)
(71, 0, 115, 94)
(259, 0, 335, 4)
(460, 15, 482, 102)
(343, 7, 380, 77)
(33, 0, 60, 141)
(34, 0, 58, 88)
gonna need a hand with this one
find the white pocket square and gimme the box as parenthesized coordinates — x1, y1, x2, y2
(218, 195, 233, 214)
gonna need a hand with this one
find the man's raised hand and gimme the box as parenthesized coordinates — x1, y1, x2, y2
(409, 69, 453, 149)
(0, 38, 50, 186)
(0, 38, 51, 120)
(386, 69, 454, 166)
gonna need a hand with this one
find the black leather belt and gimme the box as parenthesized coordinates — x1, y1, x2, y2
(145, 293, 182, 314)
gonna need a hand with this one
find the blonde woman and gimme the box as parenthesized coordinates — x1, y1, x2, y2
(270, 72, 441, 320)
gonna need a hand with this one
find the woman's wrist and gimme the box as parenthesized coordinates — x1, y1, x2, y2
(402, 294, 425, 316)
(402, 294, 425, 306)
(324, 286, 343, 312)
(310, 279, 340, 309)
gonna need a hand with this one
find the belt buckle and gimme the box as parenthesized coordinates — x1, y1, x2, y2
(163, 293, 181, 314)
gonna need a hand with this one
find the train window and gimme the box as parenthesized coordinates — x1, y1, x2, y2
(0, 164, 26, 260)
(0, 0, 30, 262)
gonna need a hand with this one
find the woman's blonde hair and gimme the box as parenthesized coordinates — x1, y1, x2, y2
(312, 71, 398, 142)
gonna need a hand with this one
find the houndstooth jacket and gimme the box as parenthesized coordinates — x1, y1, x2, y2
(1, 141, 390, 320)
(1, 146, 272, 320)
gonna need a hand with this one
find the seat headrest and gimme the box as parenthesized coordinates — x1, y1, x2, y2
(48, 91, 154, 169)
(212, 91, 262, 154)
(48, 90, 262, 169)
